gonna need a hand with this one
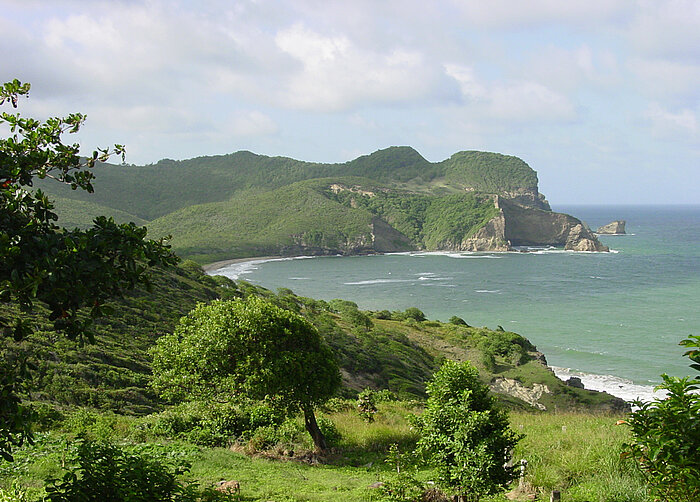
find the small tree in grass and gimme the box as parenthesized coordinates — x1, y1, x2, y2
(623, 335, 700, 501)
(150, 297, 341, 452)
(413, 360, 521, 502)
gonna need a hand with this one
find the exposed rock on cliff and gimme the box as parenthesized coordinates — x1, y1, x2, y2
(457, 210, 510, 251)
(597, 220, 626, 234)
(445, 197, 609, 252)
(490, 378, 552, 411)
(499, 199, 609, 252)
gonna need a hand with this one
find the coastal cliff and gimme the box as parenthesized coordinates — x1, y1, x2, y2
(43, 146, 611, 261)
(440, 196, 608, 253)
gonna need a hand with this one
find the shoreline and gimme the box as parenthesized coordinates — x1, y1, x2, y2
(202, 256, 283, 273)
(201, 246, 617, 273)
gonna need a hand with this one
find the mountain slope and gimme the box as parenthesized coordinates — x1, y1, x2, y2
(2, 262, 628, 415)
(35, 146, 607, 260)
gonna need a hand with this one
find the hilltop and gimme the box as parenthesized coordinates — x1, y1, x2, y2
(37, 147, 607, 262)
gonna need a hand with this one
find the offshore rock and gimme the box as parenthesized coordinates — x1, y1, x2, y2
(597, 220, 626, 234)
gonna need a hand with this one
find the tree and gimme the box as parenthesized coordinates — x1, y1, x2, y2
(413, 360, 521, 502)
(150, 297, 342, 452)
(623, 335, 700, 501)
(0, 79, 178, 461)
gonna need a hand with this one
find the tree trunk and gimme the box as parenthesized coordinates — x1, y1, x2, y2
(303, 406, 327, 453)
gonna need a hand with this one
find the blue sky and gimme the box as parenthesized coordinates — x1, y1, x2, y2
(2, 0, 698, 204)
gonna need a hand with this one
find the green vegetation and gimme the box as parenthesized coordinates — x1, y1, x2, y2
(2, 405, 649, 501)
(35, 143, 543, 261)
(0, 79, 177, 461)
(623, 335, 700, 500)
(413, 360, 521, 501)
(440, 151, 539, 194)
(151, 297, 341, 451)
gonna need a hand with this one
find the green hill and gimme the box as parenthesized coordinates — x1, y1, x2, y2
(49, 195, 148, 230)
(34, 146, 609, 260)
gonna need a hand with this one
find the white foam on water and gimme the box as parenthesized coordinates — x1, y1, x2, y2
(551, 366, 665, 403)
(212, 256, 316, 280)
(343, 278, 414, 285)
(475, 289, 501, 293)
(407, 251, 504, 259)
(418, 276, 452, 281)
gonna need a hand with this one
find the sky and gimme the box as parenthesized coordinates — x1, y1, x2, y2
(2, 0, 699, 205)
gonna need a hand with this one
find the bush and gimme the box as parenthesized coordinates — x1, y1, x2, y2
(44, 438, 230, 502)
(413, 360, 521, 502)
(145, 400, 283, 447)
(374, 310, 392, 320)
(448, 316, 469, 326)
(357, 388, 378, 423)
(623, 335, 700, 501)
(403, 308, 426, 322)
(377, 444, 424, 502)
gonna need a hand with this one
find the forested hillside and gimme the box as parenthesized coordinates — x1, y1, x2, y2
(36, 147, 568, 261)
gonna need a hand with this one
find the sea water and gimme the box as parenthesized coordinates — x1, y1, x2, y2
(212, 205, 700, 402)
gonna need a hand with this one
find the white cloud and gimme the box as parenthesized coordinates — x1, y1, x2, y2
(229, 111, 278, 136)
(445, 64, 576, 122)
(628, 58, 700, 100)
(644, 103, 698, 138)
(447, 0, 631, 28)
(626, 0, 700, 61)
(274, 23, 438, 111)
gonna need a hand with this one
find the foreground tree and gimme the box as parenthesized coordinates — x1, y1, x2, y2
(150, 297, 342, 452)
(413, 360, 521, 502)
(0, 79, 178, 461)
(623, 335, 700, 501)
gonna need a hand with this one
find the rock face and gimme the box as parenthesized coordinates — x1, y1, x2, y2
(499, 198, 609, 251)
(452, 197, 609, 252)
(490, 378, 552, 411)
(597, 220, 626, 234)
(458, 210, 510, 251)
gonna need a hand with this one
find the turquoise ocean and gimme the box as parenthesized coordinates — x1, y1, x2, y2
(212, 205, 700, 403)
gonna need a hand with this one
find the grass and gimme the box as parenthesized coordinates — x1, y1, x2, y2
(1, 402, 650, 502)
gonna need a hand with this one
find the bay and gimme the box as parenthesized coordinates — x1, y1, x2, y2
(213, 205, 700, 401)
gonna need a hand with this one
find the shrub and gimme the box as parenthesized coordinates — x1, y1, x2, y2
(413, 360, 521, 502)
(623, 335, 700, 501)
(377, 444, 424, 502)
(357, 388, 378, 423)
(403, 308, 426, 322)
(44, 438, 230, 502)
(448, 316, 469, 326)
(374, 310, 392, 320)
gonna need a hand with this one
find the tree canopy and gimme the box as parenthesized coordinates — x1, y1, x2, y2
(0, 78, 178, 461)
(150, 297, 341, 451)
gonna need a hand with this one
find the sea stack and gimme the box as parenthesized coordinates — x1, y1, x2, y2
(597, 220, 626, 234)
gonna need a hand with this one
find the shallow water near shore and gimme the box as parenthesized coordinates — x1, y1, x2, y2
(212, 205, 700, 402)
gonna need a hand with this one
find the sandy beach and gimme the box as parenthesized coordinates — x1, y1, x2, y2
(202, 256, 283, 273)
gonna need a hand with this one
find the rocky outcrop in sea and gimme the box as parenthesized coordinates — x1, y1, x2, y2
(597, 220, 626, 234)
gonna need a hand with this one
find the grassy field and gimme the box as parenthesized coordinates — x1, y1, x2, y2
(1, 402, 647, 502)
